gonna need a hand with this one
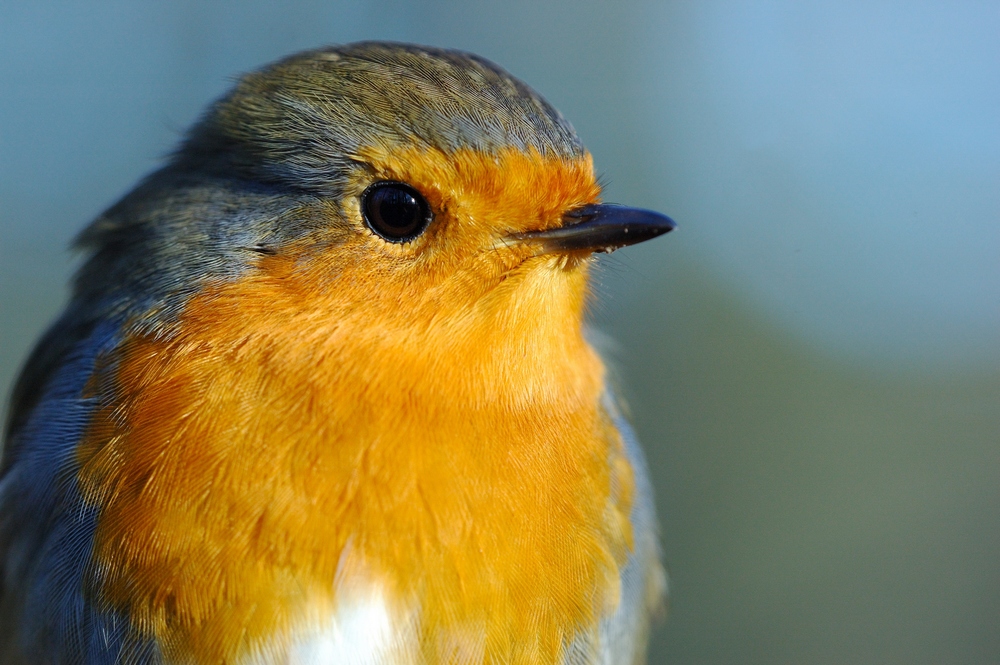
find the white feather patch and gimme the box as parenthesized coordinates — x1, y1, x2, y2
(240, 579, 420, 665)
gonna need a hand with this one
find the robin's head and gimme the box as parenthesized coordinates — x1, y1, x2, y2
(78, 42, 670, 330)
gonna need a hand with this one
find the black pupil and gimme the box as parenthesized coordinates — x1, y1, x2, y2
(363, 183, 429, 241)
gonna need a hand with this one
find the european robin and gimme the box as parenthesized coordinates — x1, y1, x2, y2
(0, 42, 673, 664)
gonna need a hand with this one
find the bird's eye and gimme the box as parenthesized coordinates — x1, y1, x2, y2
(361, 181, 432, 242)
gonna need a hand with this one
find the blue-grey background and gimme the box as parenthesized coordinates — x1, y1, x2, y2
(2, 1, 998, 662)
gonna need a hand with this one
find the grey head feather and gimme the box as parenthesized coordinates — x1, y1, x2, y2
(178, 42, 585, 194)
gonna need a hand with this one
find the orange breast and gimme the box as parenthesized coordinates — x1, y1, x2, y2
(76, 151, 634, 664)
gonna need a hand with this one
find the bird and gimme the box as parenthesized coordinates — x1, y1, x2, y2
(0, 42, 672, 665)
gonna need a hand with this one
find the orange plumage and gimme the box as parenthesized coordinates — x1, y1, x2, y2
(77, 148, 629, 663)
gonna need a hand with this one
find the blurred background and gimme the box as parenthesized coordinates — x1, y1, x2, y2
(2, 1, 998, 662)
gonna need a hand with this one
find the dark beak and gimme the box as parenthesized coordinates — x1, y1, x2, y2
(512, 204, 676, 254)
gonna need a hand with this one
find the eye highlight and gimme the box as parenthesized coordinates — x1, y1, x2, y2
(361, 181, 433, 243)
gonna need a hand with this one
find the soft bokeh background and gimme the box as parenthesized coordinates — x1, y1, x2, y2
(2, 1, 998, 662)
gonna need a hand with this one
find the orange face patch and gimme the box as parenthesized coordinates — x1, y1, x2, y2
(76, 146, 633, 664)
(350, 143, 600, 237)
